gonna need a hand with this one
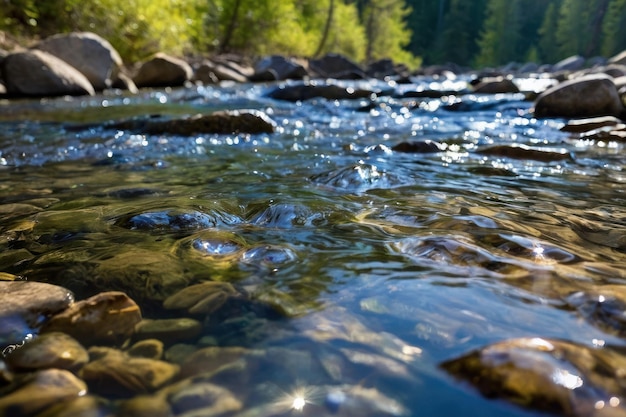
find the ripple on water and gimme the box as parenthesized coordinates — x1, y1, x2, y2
(310, 163, 404, 193)
(241, 244, 298, 268)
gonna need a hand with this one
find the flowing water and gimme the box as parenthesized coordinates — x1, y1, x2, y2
(1, 79, 626, 416)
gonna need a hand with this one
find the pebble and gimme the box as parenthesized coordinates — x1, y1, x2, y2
(127, 339, 164, 359)
(117, 394, 173, 417)
(81, 346, 179, 397)
(0, 369, 87, 416)
(4, 331, 88, 372)
(169, 382, 242, 416)
(163, 281, 238, 315)
(41, 291, 142, 347)
(179, 346, 251, 379)
(0, 281, 74, 351)
(134, 318, 203, 345)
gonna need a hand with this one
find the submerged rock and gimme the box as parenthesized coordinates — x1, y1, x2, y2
(168, 382, 242, 416)
(41, 291, 141, 347)
(442, 337, 626, 416)
(81, 346, 179, 397)
(4, 332, 88, 372)
(108, 110, 276, 135)
(117, 395, 172, 417)
(476, 144, 571, 162)
(268, 83, 375, 101)
(0, 369, 88, 416)
(0, 281, 74, 351)
(163, 281, 239, 315)
(134, 318, 203, 345)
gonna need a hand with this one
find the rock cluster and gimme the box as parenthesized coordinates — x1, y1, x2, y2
(1, 30, 625, 121)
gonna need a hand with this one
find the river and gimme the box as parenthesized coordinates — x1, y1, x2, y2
(1, 78, 625, 416)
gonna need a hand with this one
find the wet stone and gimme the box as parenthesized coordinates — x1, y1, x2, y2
(0, 369, 88, 417)
(442, 337, 626, 416)
(41, 291, 142, 347)
(117, 394, 173, 417)
(107, 110, 276, 135)
(118, 209, 240, 232)
(178, 346, 251, 379)
(169, 382, 242, 416)
(476, 144, 571, 162)
(127, 339, 164, 360)
(0, 281, 74, 350)
(163, 281, 239, 315)
(81, 346, 179, 397)
(4, 332, 88, 372)
(268, 83, 375, 101)
(134, 318, 203, 345)
(391, 140, 446, 153)
(566, 285, 626, 337)
(34, 395, 111, 417)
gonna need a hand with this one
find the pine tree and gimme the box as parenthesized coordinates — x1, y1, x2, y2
(538, 2, 562, 63)
(475, 0, 523, 67)
(601, 0, 626, 57)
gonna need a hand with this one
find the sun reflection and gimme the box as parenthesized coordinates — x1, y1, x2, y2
(268, 384, 323, 414)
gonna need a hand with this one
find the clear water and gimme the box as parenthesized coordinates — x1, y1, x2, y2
(1, 79, 626, 416)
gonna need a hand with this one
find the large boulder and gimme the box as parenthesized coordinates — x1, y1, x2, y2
(2, 49, 95, 97)
(533, 73, 623, 118)
(193, 59, 248, 83)
(609, 49, 626, 66)
(250, 55, 308, 81)
(133, 52, 193, 88)
(309, 53, 367, 79)
(552, 55, 586, 72)
(35, 31, 122, 91)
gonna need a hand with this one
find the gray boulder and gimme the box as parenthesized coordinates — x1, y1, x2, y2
(193, 59, 248, 83)
(533, 73, 624, 118)
(35, 31, 122, 91)
(309, 53, 366, 79)
(2, 49, 95, 97)
(609, 49, 626, 66)
(250, 55, 308, 81)
(552, 55, 586, 72)
(472, 76, 520, 94)
(133, 53, 193, 88)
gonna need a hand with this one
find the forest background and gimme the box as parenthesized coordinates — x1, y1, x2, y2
(1, 0, 626, 69)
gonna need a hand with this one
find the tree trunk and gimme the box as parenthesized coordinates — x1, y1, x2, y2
(314, 0, 335, 57)
(220, 0, 242, 53)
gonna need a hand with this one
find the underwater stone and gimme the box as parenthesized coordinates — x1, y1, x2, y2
(5, 332, 88, 372)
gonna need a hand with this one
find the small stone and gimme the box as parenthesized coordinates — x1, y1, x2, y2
(5, 332, 88, 372)
(163, 281, 238, 314)
(118, 394, 173, 417)
(33, 395, 111, 417)
(41, 291, 141, 347)
(127, 339, 164, 359)
(476, 144, 571, 162)
(81, 347, 179, 397)
(0, 281, 74, 349)
(135, 318, 203, 345)
(179, 346, 250, 379)
(0, 369, 87, 416)
(169, 382, 242, 416)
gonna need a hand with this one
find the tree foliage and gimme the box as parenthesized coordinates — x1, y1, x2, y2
(1, 0, 626, 67)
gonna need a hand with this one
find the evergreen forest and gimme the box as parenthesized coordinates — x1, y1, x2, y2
(1, 0, 625, 68)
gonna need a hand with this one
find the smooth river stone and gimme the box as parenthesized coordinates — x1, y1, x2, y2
(33, 395, 111, 417)
(442, 337, 626, 416)
(41, 291, 141, 347)
(0, 281, 74, 348)
(81, 347, 179, 397)
(178, 346, 251, 379)
(163, 281, 238, 314)
(169, 382, 242, 416)
(4, 331, 88, 372)
(134, 318, 203, 345)
(0, 369, 87, 416)
(127, 339, 164, 360)
(117, 394, 173, 417)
